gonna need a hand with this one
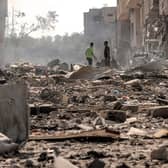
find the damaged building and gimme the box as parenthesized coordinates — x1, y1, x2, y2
(116, 0, 168, 66)
(2, 1, 168, 168)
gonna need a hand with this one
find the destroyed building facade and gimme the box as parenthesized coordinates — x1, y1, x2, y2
(118, 0, 168, 61)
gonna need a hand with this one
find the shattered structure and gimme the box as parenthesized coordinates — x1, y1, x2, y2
(0, 62, 167, 167)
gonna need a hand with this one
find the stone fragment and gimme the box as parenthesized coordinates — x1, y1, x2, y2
(127, 127, 147, 137)
(116, 162, 130, 168)
(112, 101, 123, 110)
(124, 79, 143, 91)
(151, 146, 168, 161)
(154, 129, 168, 138)
(124, 79, 141, 86)
(0, 133, 18, 154)
(150, 106, 168, 118)
(54, 157, 78, 168)
(103, 110, 126, 123)
(88, 159, 105, 168)
(125, 117, 137, 124)
(38, 152, 48, 162)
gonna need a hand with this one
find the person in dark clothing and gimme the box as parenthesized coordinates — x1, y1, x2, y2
(104, 41, 110, 66)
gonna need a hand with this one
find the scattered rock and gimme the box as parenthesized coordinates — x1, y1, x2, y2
(93, 117, 106, 127)
(88, 159, 105, 168)
(124, 79, 141, 86)
(154, 129, 168, 138)
(38, 152, 48, 162)
(0, 133, 18, 154)
(103, 110, 126, 123)
(151, 146, 168, 161)
(54, 157, 78, 168)
(116, 162, 130, 168)
(125, 117, 137, 124)
(150, 106, 168, 118)
(112, 101, 123, 110)
(127, 127, 147, 137)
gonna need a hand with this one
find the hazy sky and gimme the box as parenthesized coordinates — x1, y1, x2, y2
(9, 0, 116, 36)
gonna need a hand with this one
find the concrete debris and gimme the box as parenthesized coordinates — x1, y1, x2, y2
(54, 157, 78, 168)
(1, 63, 168, 167)
(88, 159, 105, 168)
(149, 106, 168, 118)
(102, 110, 127, 123)
(116, 163, 130, 168)
(127, 127, 147, 137)
(0, 82, 28, 143)
(151, 146, 168, 161)
(0, 133, 18, 154)
(154, 129, 168, 138)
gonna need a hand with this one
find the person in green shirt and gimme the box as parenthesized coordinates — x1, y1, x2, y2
(85, 42, 96, 66)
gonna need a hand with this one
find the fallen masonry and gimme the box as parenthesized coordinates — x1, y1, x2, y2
(0, 64, 168, 167)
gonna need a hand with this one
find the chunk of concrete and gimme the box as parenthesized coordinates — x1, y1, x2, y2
(149, 106, 168, 118)
(0, 82, 29, 143)
(0, 133, 18, 154)
(88, 159, 105, 168)
(127, 127, 147, 137)
(154, 129, 168, 138)
(54, 157, 78, 168)
(151, 146, 168, 161)
(124, 79, 141, 86)
(101, 110, 126, 123)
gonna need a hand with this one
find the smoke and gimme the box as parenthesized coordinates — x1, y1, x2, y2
(3, 33, 87, 66)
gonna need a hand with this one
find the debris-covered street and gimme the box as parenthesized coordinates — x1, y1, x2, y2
(1, 0, 168, 168)
(0, 63, 168, 167)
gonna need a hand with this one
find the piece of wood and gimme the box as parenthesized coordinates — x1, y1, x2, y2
(29, 129, 120, 141)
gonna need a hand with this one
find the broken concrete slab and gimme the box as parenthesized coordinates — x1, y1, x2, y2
(124, 79, 141, 86)
(54, 157, 78, 168)
(0, 82, 29, 143)
(0, 133, 18, 154)
(29, 103, 56, 115)
(101, 110, 126, 123)
(149, 106, 168, 118)
(127, 127, 147, 137)
(151, 146, 168, 161)
(154, 129, 168, 138)
(29, 129, 120, 141)
(88, 159, 105, 168)
(68, 66, 112, 80)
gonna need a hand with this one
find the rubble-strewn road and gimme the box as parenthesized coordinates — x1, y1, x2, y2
(1, 63, 168, 168)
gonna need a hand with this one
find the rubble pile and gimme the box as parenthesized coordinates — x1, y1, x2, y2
(1, 63, 168, 167)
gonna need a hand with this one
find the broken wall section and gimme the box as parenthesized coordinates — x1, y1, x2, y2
(0, 82, 29, 143)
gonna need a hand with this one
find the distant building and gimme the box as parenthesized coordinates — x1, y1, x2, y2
(84, 7, 117, 58)
(0, 0, 8, 44)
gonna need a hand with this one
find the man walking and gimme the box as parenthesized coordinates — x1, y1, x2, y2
(104, 41, 110, 66)
(85, 42, 96, 66)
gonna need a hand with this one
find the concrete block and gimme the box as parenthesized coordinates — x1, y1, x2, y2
(0, 82, 29, 143)
(149, 106, 168, 118)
